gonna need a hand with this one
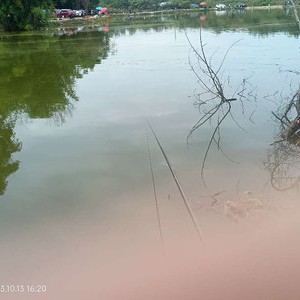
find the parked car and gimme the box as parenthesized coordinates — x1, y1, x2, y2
(75, 10, 85, 17)
(234, 3, 246, 9)
(57, 9, 76, 18)
(87, 9, 98, 15)
(215, 3, 227, 10)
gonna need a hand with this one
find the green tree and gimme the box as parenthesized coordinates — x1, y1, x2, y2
(0, 0, 53, 31)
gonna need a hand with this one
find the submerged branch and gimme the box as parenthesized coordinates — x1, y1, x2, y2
(186, 28, 255, 185)
(265, 88, 300, 191)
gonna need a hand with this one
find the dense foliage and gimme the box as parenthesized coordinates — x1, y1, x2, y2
(0, 0, 53, 31)
(0, 0, 101, 31)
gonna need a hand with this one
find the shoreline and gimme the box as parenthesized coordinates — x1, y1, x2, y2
(0, 5, 293, 33)
(49, 5, 288, 27)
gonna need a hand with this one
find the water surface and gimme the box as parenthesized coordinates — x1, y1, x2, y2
(0, 10, 300, 299)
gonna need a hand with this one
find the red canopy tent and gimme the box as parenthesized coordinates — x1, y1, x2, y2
(100, 7, 108, 15)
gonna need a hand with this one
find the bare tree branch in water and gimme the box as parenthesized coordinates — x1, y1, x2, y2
(186, 29, 257, 185)
(264, 88, 300, 191)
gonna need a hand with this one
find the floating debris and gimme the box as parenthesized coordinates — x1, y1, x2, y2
(225, 191, 263, 222)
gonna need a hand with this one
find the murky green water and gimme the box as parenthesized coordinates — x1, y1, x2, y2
(0, 9, 299, 298)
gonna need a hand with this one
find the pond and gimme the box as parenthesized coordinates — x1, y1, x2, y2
(0, 9, 300, 299)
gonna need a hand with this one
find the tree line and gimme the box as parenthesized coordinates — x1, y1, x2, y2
(0, 0, 199, 31)
(0, 0, 99, 31)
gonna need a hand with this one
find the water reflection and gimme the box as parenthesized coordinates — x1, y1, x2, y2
(0, 15, 300, 297)
(0, 10, 299, 198)
(265, 89, 300, 191)
(56, 24, 110, 36)
(0, 30, 111, 195)
(0, 117, 21, 195)
(115, 9, 299, 37)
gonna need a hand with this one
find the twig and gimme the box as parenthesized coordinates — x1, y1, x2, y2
(199, 191, 226, 206)
(147, 121, 206, 247)
(186, 28, 255, 185)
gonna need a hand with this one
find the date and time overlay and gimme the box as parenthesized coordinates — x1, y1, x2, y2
(0, 285, 47, 294)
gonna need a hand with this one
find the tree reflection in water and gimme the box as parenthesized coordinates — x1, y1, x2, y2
(0, 117, 21, 195)
(0, 29, 111, 196)
(264, 89, 300, 191)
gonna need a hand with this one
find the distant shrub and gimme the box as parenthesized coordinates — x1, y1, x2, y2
(31, 7, 49, 29)
(0, 1, 52, 31)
